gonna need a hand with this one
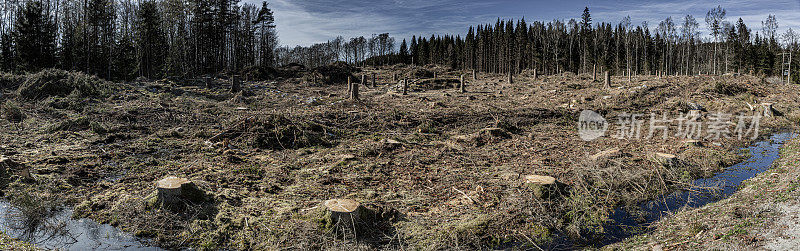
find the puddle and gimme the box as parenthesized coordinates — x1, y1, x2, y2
(0, 201, 163, 250)
(600, 132, 796, 246)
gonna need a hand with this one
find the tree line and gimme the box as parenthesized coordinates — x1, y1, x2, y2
(405, 7, 798, 81)
(2, 2, 798, 82)
(1, 0, 277, 80)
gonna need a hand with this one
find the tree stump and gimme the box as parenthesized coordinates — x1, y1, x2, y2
(524, 175, 560, 199)
(347, 76, 352, 93)
(156, 176, 204, 208)
(350, 81, 359, 100)
(231, 75, 241, 93)
(604, 71, 611, 88)
(533, 68, 538, 80)
(654, 153, 678, 167)
(472, 69, 476, 81)
(687, 109, 702, 119)
(762, 103, 775, 117)
(459, 74, 464, 91)
(205, 77, 213, 89)
(403, 78, 408, 95)
(323, 199, 365, 228)
(361, 75, 366, 87)
(508, 71, 513, 84)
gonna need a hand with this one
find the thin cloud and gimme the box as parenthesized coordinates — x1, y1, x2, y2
(245, 0, 800, 46)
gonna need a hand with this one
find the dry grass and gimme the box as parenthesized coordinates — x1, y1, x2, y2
(0, 67, 798, 250)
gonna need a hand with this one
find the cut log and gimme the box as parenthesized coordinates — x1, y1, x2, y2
(762, 103, 775, 117)
(323, 199, 365, 228)
(684, 140, 702, 147)
(524, 175, 560, 199)
(156, 176, 204, 208)
(379, 138, 403, 150)
(589, 148, 621, 161)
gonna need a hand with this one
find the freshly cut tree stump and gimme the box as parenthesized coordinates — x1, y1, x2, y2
(156, 176, 204, 208)
(762, 103, 775, 117)
(524, 175, 560, 199)
(323, 199, 365, 228)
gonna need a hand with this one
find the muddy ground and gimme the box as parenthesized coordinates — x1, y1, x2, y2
(0, 66, 799, 250)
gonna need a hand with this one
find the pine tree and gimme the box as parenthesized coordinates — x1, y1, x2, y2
(13, 1, 57, 71)
(136, 1, 167, 78)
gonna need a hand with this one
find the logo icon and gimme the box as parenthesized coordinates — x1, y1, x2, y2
(578, 110, 608, 141)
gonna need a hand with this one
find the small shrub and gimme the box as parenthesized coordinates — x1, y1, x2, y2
(18, 69, 114, 100)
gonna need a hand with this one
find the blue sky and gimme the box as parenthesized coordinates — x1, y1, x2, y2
(243, 0, 800, 47)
